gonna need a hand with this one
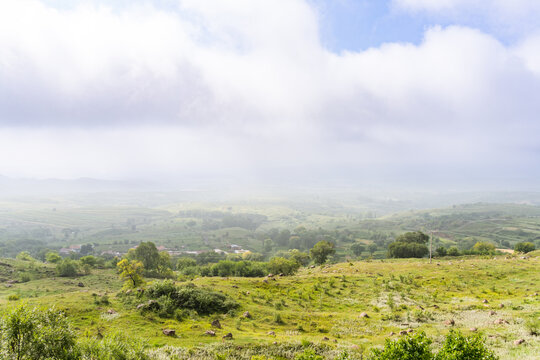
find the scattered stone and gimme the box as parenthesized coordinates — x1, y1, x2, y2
(489, 311, 497, 316)
(5, 284, 12, 288)
(470, 327, 478, 332)
(211, 319, 222, 329)
(399, 330, 408, 336)
(333, 339, 338, 343)
(242, 311, 251, 319)
(263, 279, 269, 284)
(273, 341, 278, 345)
(407, 329, 414, 333)
(436, 263, 441, 266)
(267, 331, 275, 336)
(222, 332, 233, 340)
(445, 319, 455, 326)
(350, 345, 360, 350)
(106, 309, 116, 314)
(279, 273, 285, 277)
(310, 265, 316, 269)
(322, 337, 330, 341)
(482, 299, 489, 304)
(162, 329, 176, 336)
(499, 304, 504, 308)
(232, 285, 238, 288)
(514, 339, 525, 345)
(359, 312, 369, 318)
(432, 305, 439, 309)
(78, 282, 84, 287)
(494, 318, 509, 325)
(417, 305, 424, 310)
(136, 303, 145, 310)
(267, 274, 274, 278)
(204, 330, 216, 337)
(534, 292, 538, 296)
(389, 332, 395, 336)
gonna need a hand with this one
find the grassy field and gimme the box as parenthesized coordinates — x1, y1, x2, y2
(1, 254, 538, 359)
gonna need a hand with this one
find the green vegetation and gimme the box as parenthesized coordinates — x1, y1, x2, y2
(514, 242, 535, 253)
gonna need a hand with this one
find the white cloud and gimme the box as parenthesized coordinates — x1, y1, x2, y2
(0, 0, 539, 185)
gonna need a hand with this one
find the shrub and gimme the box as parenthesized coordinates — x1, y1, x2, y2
(514, 242, 535, 253)
(435, 330, 498, 360)
(56, 259, 79, 277)
(144, 281, 238, 317)
(0, 304, 77, 360)
(16, 251, 34, 261)
(45, 251, 62, 263)
(268, 257, 300, 275)
(369, 332, 433, 360)
(447, 247, 460, 256)
(7, 294, 20, 301)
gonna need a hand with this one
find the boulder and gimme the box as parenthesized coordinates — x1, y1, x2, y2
(514, 339, 525, 345)
(205, 330, 216, 336)
(162, 329, 175, 336)
(322, 337, 329, 341)
(470, 327, 478, 332)
(399, 330, 408, 336)
(482, 299, 489, 304)
(211, 319, 222, 329)
(445, 319, 455, 326)
(267, 331, 275, 336)
(489, 311, 497, 316)
(359, 312, 369, 318)
(222, 332, 233, 340)
(242, 311, 251, 318)
(494, 318, 509, 325)
(78, 282, 84, 287)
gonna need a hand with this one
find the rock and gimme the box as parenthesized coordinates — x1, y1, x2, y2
(494, 318, 509, 325)
(267, 274, 274, 278)
(322, 337, 329, 341)
(205, 330, 216, 336)
(470, 327, 478, 332)
(359, 312, 369, 318)
(232, 285, 239, 288)
(407, 329, 414, 333)
(534, 292, 538, 296)
(333, 339, 338, 343)
(273, 341, 278, 345)
(514, 339, 525, 345)
(482, 299, 489, 304)
(242, 311, 251, 318)
(489, 311, 497, 316)
(399, 330, 408, 336)
(432, 305, 439, 309)
(162, 329, 175, 336)
(389, 332, 395, 336)
(263, 279, 269, 284)
(78, 282, 84, 287)
(106, 309, 116, 314)
(211, 319, 222, 329)
(279, 273, 285, 277)
(350, 345, 360, 350)
(136, 303, 145, 310)
(267, 331, 275, 336)
(499, 304, 504, 308)
(310, 265, 316, 269)
(222, 332, 233, 340)
(445, 319, 455, 326)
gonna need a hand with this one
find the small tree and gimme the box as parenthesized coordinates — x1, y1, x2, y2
(117, 259, 144, 288)
(288, 249, 310, 266)
(45, 252, 62, 264)
(435, 247, 447, 257)
(268, 257, 300, 275)
(351, 243, 365, 257)
(472, 242, 496, 255)
(0, 304, 77, 360)
(56, 259, 78, 277)
(370, 331, 433, 360)
(447, 247, 460, 256)
(514, 242, 535, 253)
(310, 241, 336, 265)
(435, 330, 498, 360)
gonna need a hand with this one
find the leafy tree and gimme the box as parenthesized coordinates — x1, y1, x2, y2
(369, 331, 433, 360)
(447, 247, 460, 256)
(435, 330, 497, 360)
(368, 243, 378, 255)
(45, 251, 62, 264)
(514, 242, 535, 253)
(288, 249, 310, 266)
(388, 242, 428, 258)
(268, 257, 300, 275)
(396, 231, 429, 244)
(242, 251, 264, 262)
(56, 259, 79, 277)
(472, 242, 496, 255)
(310, 241, 336, 265)
(0, 304, 77, 360)
(130, 242, 160, 271)
(175, 257, 197, 271)
(16, 251, 34, 261)
(80, 255, 97, 267)
(435, 247, 447, 257)
(351, 243, 365, 257)
(80, 244, 93, 255)
(117, 259, 144, 288)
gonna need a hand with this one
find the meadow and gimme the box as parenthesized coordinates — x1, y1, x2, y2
(1, 253, 538, 359)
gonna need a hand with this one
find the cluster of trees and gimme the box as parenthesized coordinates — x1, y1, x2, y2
(387, 232, 429, 258)
(515, 241, 536, 253)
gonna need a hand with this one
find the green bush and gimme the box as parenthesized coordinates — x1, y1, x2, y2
(56, 259, 79, 277)
(7, 294, 20, 301)
(144, 280, 238, 317)
(369, 332, 433, 360)
(514, 242, 535, 253)
(0, 304, 77, 360)
(435, 330, 498, 360)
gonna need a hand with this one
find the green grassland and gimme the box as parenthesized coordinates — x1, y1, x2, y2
(1, 255, 538, 359)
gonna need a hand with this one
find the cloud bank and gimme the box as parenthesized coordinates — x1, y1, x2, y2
(0, 0, 539, 188)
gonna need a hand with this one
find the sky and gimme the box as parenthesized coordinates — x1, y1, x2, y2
(0, 0, 540, 190)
